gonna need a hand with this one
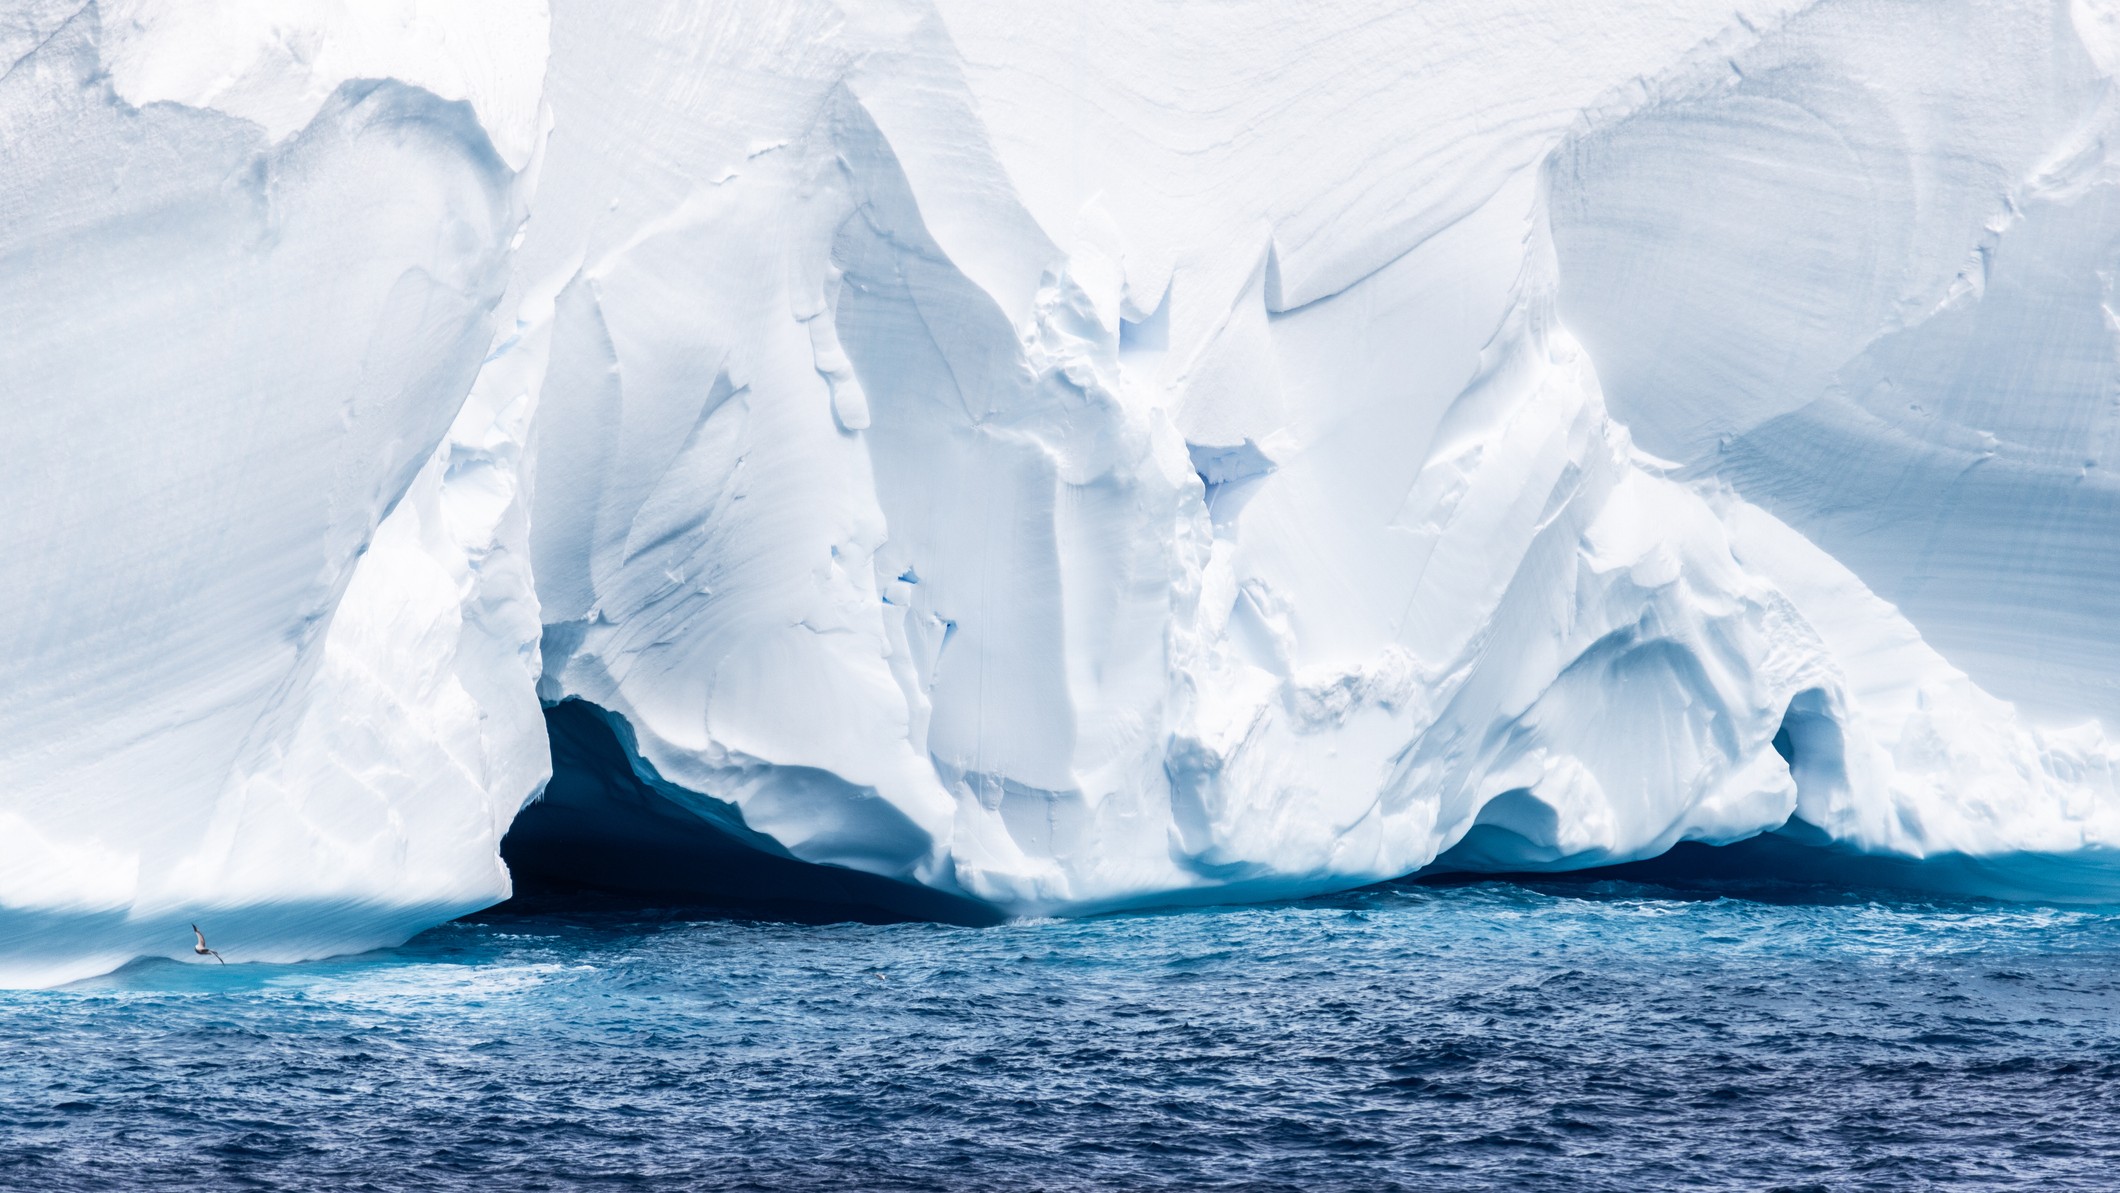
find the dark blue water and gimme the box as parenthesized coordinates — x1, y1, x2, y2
(5, 875, 2119, 1192)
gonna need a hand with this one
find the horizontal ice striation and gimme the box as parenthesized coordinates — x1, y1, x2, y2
(1549, 0, 2120, 729)
(7, 0, 2120, 984)
(0, 3, 547, 986)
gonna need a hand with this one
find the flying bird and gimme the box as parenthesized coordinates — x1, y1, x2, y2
(191, 924, 225, 964)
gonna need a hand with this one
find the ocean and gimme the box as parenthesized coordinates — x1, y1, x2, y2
(5, 872, 2118, 1191)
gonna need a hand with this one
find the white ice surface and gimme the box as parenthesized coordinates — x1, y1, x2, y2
(5, 0, 2120, 985)
(0, 3, 545, 985)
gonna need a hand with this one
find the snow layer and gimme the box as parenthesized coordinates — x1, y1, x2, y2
(6, 0, 2120, 984)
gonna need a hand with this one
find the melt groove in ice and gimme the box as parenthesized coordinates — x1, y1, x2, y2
(4, 0, 2119, 986)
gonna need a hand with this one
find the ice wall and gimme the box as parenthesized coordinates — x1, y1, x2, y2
(1549, 0, 2120, 728)
(6, 0, 2120, 984)
(0, 2, 549, 986)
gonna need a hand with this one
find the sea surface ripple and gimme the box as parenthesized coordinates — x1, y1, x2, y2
(4, 874, 2119, 1191)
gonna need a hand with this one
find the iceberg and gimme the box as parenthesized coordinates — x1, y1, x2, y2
(5, 0, 2118, 985)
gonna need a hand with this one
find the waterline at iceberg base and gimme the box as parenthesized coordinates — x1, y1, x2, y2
(8, 0, 2120, 988)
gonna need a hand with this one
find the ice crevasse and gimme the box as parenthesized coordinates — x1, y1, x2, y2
(5, 0, 2120, 984)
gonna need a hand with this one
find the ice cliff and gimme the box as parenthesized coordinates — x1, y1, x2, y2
(6, 0, 2120, 985)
